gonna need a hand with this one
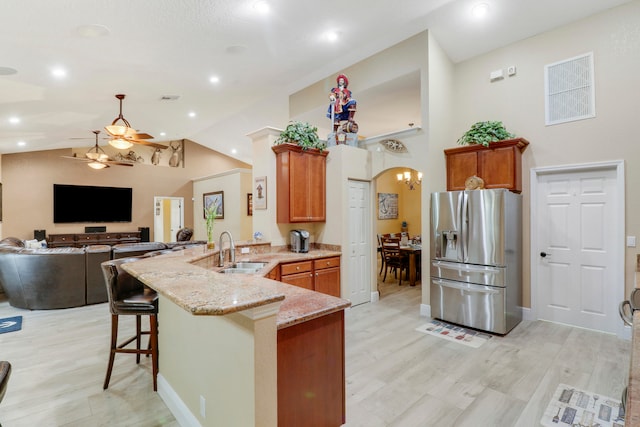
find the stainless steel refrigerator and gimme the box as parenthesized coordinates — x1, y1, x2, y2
(430, 189, 522, 334)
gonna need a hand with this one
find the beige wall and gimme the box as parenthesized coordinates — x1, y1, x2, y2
(375, 167, 422, 237)
(450, 1, 640, 306)
(192, 168, 254, 243)
(1, 140, 250, 241)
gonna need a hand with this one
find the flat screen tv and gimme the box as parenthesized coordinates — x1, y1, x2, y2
(53, 184, 132, 223)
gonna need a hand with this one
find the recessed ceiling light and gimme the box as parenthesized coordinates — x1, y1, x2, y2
(51, 67, 67, 78)
(188, 112, 196, 118)
(17, 141, 26, 147)
(231, 149, 237, 154)
(160, 132, 166, 137)
(253, 1, 269, 14)
(471, 3, 490, 19)
(324, 31, 340, 42)
(9, 117, 20, 124)
(75, 24, 110, 38)
(209, 75, 220, 84)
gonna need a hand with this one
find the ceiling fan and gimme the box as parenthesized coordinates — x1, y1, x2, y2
(104, 94, 167, 150)
(62, 130, 135, 169)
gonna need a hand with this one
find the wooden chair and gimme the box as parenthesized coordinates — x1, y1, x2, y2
(381, 237, 409, 285)
(101, 257, 159, 391)
(377, 234, 385, 275)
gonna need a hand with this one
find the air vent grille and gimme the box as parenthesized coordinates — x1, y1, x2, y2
(160, 95, 180, 101)
(545, 52, 595, 126)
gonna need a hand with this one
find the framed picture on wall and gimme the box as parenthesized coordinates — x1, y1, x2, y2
(203, 191, 224, 219)
(247, 193, 253, 216)
(377, 193, 398, 220)
(254, 176, 267, 210)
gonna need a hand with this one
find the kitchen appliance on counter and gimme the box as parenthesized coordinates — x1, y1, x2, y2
(430, 189, 523, 334)
(290, 229, 309, 253)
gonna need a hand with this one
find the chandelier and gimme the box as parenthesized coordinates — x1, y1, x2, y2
(397, 170, 422, 190)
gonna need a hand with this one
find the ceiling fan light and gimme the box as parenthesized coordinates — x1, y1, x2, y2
(105, 124, 130, 137)
(109, 138, 133, 150)
(88, 161, 108, 170)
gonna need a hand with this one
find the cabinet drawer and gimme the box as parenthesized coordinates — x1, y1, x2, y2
(48, 234, 76, 243)
(314, 256, 340, 270)
(280, 261, 312, 276)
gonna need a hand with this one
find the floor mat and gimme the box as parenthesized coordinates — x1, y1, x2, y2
(414, 319, 492, 348)
(540, 383, 624, 427)
(0, 315, 22, 334)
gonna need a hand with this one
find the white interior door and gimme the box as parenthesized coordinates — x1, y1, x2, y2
(534, 164, 623, 334)
(347, 180, 371, 306)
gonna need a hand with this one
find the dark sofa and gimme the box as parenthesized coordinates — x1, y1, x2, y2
(0, 239, 205, 310)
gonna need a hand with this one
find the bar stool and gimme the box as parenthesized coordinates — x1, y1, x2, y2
(0, 360, 11, 427)
(101, 257, 159, 391)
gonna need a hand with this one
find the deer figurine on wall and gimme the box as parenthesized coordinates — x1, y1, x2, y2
(169, 140, 183, 167)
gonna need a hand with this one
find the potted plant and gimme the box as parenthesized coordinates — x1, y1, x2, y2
(204, 204, 217, 249)
(457, 121, 515, 147)
(274, 121, 326, 151)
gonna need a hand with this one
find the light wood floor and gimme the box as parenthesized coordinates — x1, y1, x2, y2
(0, 273, 631, 426)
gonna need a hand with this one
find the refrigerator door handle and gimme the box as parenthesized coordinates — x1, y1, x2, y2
(431, 260, 503, 274)
(460, 191, 468, 262)
(433, 278, 501, 294)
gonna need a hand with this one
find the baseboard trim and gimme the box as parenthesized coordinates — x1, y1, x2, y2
(420, 303, 431, 317)
(371, 291, 380, 302)
(522, 306, 533, 321)
(157, 374, 202, 427)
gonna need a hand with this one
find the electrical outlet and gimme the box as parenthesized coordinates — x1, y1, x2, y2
(200, 395, 206, 418)
(489, 69, 504, 81)
(241, 247, 250, 254)
(627, 236, 637, 247)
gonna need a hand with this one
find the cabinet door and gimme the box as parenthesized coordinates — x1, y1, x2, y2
(478, 146, 520, 191)
(289, 151, 326, 222)
(446, 151, 478, 191)
(315, 267, 341, 297)
(281, 272, 314, 290)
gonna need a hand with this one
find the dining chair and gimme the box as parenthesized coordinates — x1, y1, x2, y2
(381, 237, 409, 285)
(377, 234, 385, 275)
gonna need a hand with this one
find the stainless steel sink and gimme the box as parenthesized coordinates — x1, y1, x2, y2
(219, 261, 268, 274)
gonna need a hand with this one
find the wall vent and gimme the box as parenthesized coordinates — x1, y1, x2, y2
(160, 95, 180, 101)
(544, 52, 595, 126)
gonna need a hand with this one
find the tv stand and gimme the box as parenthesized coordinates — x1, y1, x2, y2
(47, 231, 141, 248)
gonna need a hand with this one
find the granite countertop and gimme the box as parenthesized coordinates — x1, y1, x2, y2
(121, 245, 350, 329)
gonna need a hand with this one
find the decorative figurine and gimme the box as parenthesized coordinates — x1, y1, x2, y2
(327, 74, 358, 134)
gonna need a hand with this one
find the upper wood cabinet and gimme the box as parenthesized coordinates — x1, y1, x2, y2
(272, 144, 328, 223)
(444, 138, 529, 193)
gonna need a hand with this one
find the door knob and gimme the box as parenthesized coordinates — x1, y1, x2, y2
(540, 252, 550, 258)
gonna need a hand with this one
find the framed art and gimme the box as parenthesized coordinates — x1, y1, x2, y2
(247, 193, 253, 216)
(254, 176, 267, 210)
(377, 192, 398, 220)
(203, 191, 224, 219)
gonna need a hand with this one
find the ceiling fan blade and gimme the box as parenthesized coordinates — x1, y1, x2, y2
(61, 155, 90, 162)
(131, 132, 153, 140)
(128, 139, 168, 149)
(105, 161, 135, 167)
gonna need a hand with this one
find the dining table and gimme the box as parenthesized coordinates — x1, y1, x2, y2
(399, 244, 422, 286)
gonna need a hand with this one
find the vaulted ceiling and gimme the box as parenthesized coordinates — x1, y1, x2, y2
(0, 0, 631, 164)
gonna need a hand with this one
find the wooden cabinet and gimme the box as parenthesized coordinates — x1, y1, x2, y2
(279, 256, 341, 297)
(277, 310, 345, 427)
(47, 231, 141, 248)
(272, 143, 328, 223)
(444, 138, 529, 193)
(314, 257, 341, 297)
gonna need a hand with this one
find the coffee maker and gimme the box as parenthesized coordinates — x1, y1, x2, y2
(290, 229, 309, 253)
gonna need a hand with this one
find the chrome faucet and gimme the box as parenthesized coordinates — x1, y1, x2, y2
(218, 231, 236, 267)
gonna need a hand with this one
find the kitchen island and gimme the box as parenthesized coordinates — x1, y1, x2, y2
(121, 244, 350, 427)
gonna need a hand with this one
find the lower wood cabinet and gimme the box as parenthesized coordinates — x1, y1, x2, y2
(279, 256, 341, 297)
(277, 310, 346, 427)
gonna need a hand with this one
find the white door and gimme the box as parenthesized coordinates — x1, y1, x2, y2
(347, 180, 371, 306)
(534, 165, 623, 334)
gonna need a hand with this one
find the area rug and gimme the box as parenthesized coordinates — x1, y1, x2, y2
(415, 319, 492, 348)
(0, 316, 22, 334)
(540, 383, 624, 427)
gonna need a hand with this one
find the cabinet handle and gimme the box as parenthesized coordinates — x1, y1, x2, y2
(296, 266, 300, 270)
